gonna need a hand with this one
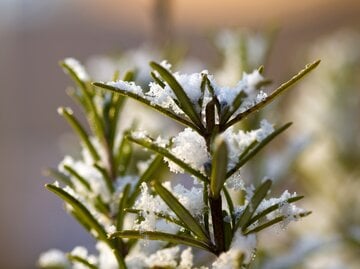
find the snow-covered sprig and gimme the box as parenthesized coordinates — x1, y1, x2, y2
(95, 60, 319, 139)
(95, 60, 318, 260)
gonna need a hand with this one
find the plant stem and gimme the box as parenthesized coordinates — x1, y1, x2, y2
(209, 194, 225, 254)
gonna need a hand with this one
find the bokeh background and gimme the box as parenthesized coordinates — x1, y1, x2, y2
(0, 0, 359, 268)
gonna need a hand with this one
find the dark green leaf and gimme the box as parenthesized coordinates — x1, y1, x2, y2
(152, 181, 210, 243)
(247, 196, 304, 226)
(234, 179, 272, 233)
(45, 184, 108, 241)
(223, 187, 235, 228)
(224, 60, 321, 128)
(150, 71, 166, 88)
(61, 61, 106, 140)
(204, 76, 221, 114)
(244, 211, 312, 235)
(221, 91, 247, 125)
(93, 163, 114, 194)
(58, 107, 100, 161)
(150, 61, 204, 128)
(116, 133, 133, 176)
(116, 184, 131, 231)
(205, 99, 216, 133)
(210, 138, 228, 198)
(110, 230, 213, 252)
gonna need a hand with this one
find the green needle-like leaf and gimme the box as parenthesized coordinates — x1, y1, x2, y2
(205, 99, 216, 133)
(127, 134, 209, 182)
(58, 107, 100, 161)
(116, 134, 133, 176)
(110, 230, 213, 252)
(150, 71, 166, 88)
(234, 179, 272, 233)
(44, 168, 73, 188)
(227, 122, 292, 178)
(223, 187, 235, 228)
(247, 196, 304, 226)
(244, 211, 312, 235)
(224, 60, 320, 129)
(116, 184, 131, 231)
(60, 61, 89, 91)
(45, 184, 108, 241)
(63, 165, 92, 191)
(61, 61, 106, 140)
(210, 138, 229, 198)
(93, 82, 201, 133)
(93, 163, 114, 194)
(150, 61, 204, 128)
(152, 181, 210, 243)
(221, 91, 247, 125)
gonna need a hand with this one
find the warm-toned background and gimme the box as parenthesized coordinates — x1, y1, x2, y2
(0, 0, 359, 268)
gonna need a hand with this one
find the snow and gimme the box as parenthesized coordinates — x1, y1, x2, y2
(166, 128, 209, 174)
(212, 233, 256, 268)
(38, 249, 70, 268)
(145, 246, 179, 268)
(221, 120, 274, 170)
(107, 80, 144, 96)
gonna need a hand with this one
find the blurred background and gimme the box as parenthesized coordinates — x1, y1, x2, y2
(0, 0, 359, 268)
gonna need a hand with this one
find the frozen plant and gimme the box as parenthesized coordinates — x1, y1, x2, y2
(39, 45, 319, 266)
(92, 59, 319, 267)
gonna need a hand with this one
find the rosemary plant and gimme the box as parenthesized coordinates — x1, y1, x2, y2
(39, 56, 319, 268)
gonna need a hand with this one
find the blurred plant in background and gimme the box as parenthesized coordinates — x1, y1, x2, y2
(286, 30, 360, 269)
